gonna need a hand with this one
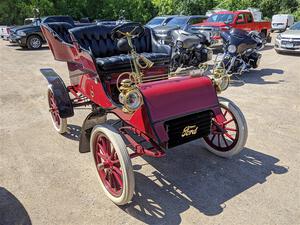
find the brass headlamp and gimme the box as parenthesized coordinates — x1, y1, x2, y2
(116, 29, 153, 113)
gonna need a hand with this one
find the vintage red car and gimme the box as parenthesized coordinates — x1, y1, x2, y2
(40, 21, 248, 205)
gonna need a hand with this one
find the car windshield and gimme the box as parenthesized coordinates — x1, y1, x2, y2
(207, 14, 234, 23)
(290, 22, 300, 30)
(147, 18, 165, 26)
(167, 17, 188, 28)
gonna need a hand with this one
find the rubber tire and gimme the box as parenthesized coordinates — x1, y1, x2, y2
(202, 97, 248, 158)
(27, 35, 42, 49)
(47, 88, 67, 134)
(90, 124, 135, 205)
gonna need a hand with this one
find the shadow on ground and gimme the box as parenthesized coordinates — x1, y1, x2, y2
(15, 46, 49, 51)
(230, 68, 284, 87)
(121, 146, 288, 224)
(0, 187, 32, 225)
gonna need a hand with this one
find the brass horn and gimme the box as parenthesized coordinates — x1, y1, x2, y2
(135, 54, 154, 69)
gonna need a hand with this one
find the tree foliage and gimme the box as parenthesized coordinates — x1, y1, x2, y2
(0, 0, 299, 25)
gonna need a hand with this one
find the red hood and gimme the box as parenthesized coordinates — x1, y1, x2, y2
(139, 76, 219, 123)
(138, 76, 223, 143)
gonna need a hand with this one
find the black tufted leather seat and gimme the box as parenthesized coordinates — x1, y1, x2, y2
(46, 22, 74, 44)
(69, 25, 171, 72)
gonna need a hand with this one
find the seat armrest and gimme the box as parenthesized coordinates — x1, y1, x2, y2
(150, 30, 171, 56)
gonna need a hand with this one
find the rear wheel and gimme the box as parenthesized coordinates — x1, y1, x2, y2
(27, 35, 42, 49)
(47, 88, 67, 134)
(90, 124, 134, 205)
(202, 97, 248, 158)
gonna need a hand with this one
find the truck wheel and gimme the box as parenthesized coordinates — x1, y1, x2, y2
(27, 35, 42, 49)
(90, 124, 135, 205)
(202, 97, 248, 158)
(47, 88, 67, 134)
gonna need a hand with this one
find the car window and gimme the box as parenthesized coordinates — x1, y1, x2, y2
(167, 17, 189, 28)
(290, 22, 300, 30)
(188, 17, 206, 25)
(236, 14, 246, 24)
(164, 17, 173, 24)
(246, 14, 253, 23)
(147, 18, 165, 26)
(207, 14, 234, 23)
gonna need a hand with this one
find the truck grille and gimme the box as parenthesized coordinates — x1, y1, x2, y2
(165, 110, 212, 148)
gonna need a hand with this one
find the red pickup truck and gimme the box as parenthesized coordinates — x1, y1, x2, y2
(192, 11, 271, 46)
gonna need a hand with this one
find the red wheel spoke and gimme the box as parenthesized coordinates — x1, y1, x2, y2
(112, 166, 122, 175)
(210, 134, 216, 143)
(217, 134, 221, 147)
(96, 151, 106, 160)
(224, 132, 235, 141)
(225, 127, 237, 132)
(112, 171, 123, 187)
(109, 143, 115, 159)
(224, 119, 234, 126)
(223, 110, 228, 117)
(222, 135, 229, 147)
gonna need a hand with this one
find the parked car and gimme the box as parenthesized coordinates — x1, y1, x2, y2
(275, 21, 300, 53)
(272, 14, 294, 32)
(9, 15, 92, 49)
(146, 15, 177, 28)
(192, 10, 272, 46)
(153, 15, 208, 44)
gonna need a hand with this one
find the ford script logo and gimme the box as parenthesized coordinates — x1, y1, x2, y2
(181, 125, 199, 137)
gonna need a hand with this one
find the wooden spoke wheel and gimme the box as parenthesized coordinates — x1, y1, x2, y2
(90, 124, 134, 205)
(202, 97, 248, 158)
(47, 88, 67, 134)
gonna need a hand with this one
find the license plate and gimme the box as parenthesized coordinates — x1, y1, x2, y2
(286, 42, 294, 48)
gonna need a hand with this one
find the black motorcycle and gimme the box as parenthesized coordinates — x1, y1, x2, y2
(217, 28, 263, 75)
(170, 29, 212, 71)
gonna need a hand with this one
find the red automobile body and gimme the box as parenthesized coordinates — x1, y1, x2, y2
(41, 23, 225, 152)
(195, 10, 271, 40)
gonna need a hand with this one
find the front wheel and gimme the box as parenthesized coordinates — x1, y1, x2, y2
(90, 124, 135, 205)
(202, 97, 248, 158)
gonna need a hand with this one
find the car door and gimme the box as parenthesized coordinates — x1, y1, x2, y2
(245, 13, 255, 31)
(235, 13, 247, 31)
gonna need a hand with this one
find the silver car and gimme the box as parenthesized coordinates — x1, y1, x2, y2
(275, 21, 300, 53)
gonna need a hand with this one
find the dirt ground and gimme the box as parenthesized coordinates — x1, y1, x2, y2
(0, 36, 299, 225)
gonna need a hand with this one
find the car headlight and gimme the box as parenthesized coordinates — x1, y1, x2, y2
(123, 90, 143, 112)
(228, 44, 237, 53)
(16, 31, 26, 36)
(276, 34, 282, 40)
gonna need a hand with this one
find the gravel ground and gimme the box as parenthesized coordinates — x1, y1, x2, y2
(0, 37, 299, 225)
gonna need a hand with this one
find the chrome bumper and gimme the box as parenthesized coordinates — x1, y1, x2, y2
(275, 39, 300, 52)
